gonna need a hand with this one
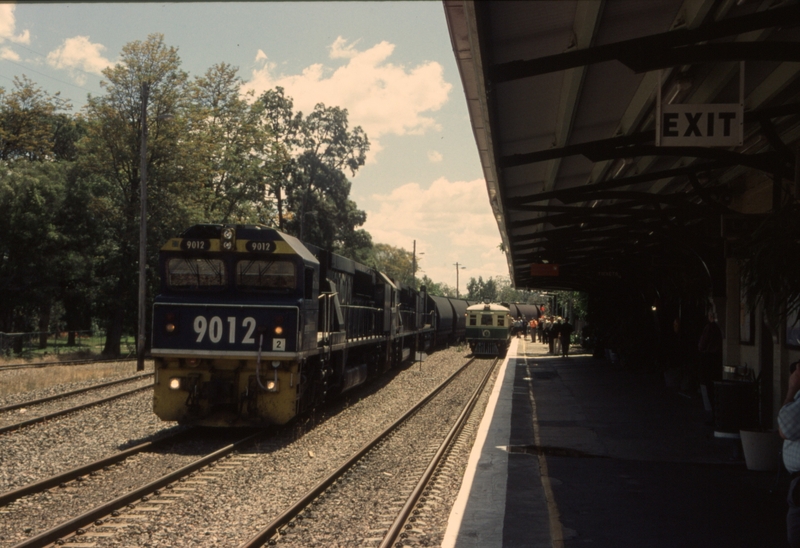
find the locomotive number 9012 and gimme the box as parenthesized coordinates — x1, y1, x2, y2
(193, 315, 258, 344)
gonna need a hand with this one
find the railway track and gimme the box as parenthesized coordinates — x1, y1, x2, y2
(5, 429, 271, 548)
(0, 357, 137, 372)
(0, 377, 153, 435)
(0, 373, 154, 414)
(239, 356, 498, 548)
(2, 349, 492, 548)
(0, 427, 188, 507)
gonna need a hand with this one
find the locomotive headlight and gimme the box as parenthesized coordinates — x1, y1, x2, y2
(274, 326, 283, 335)
(222, 227, 234, 240)
(169, 377, 183, 390)
(265, 379, 279, 392)
(165, 323, 176, 333)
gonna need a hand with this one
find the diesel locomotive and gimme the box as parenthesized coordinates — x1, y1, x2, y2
(151, 224, 471, 426)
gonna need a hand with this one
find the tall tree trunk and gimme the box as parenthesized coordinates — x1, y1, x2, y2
(103, 306, 124, 357)
(38, 304, 50, 349)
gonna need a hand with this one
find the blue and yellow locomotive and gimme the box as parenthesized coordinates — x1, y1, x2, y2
(151, 224, 438, 426)
(465, 301, 512, 357)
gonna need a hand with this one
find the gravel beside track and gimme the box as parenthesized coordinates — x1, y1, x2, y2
(0, 390, 182, 495)
(0, 432, 234, 547)
(67, 346, 493, 548)
(0, 377, 154, 429)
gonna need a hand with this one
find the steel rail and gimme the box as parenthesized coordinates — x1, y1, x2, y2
(9, 430, 267, 548)
(0, 357, 138, 372)
(238, 357, 478, 548)
(0, 428, 188, 507)
(0, 385, 152, 435)
(379, 357, 499, 548)
(0, 373, 154, 413)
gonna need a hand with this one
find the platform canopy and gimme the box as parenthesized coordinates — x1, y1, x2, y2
(444, 0, 800, 291)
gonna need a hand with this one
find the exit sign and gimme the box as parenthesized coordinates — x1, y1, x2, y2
(657, 104, 743, 147)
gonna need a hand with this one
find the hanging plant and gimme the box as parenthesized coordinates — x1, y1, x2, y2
(736, 202, 800, 331)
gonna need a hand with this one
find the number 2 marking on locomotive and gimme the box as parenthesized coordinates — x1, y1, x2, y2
(194, 315, 258, 344)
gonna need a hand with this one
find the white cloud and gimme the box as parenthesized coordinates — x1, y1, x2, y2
(242, 37, 452, 162)
(46, 36, 114, 84)
(329, 36, 360, 59)
(363, 177, 508, 285)
(427, 150, 443, 163)
(0, 46, 19, 61)
(0, 5, 30, 45)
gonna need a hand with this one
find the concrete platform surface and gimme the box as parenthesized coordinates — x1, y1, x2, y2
(443, 337, 789, 548)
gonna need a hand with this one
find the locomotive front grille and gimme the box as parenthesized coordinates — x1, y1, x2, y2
(474, 341, 501, 356)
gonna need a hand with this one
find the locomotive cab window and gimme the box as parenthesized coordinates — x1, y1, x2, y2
(469, 315, 477, 326)
(167, 258, 227, 290)
(481, 314, 494, 326)
(498, 316, 505, 327)
(236, 259, 296, 290)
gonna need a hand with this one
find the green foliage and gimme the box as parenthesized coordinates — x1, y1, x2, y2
(0, 162, 67, 329)
(368, 243, 414, 286)
(0, 75, 73, 162)
(420, 275, 454, 297)
(466, 276, 499, 301)
(188, 63, 275, 224)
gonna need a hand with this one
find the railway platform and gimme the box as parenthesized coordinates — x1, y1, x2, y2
(442, 337, 789, 547)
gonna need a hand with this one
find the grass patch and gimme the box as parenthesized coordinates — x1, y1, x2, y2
(0, 360, 153, 398)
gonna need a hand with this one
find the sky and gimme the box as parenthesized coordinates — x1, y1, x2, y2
(0, 1, 510, 290)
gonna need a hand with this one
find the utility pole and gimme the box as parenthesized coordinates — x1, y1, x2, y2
(412, 240, 416, 289)
(454, 262, 466, 298)
(137, 82, 149, 372)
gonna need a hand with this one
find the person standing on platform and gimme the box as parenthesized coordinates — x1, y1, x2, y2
(529, 318, 538, 342)
(538, 318, 545, 344)
(778, 360, 800, 548)
(544, 317, 552, 347)
(560, 319, 574, 357)
(698, 311, 723, 410)
(550, 319, 561, 355)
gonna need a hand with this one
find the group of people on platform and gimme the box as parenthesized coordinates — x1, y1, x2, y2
(511, 315, 574, 358)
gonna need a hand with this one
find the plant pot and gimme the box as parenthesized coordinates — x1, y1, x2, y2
(739, 430, 783, 471)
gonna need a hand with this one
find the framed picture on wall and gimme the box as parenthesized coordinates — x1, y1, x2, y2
(740, 287, 754, 345)
(787, 305, 800, 349)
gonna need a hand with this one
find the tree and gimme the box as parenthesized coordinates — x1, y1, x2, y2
(368, 243, 414, 287)
(466, 276, 498, 302)
(420, 275, 454, 297)
(78, 33, 193, 355)
(188, 63, 275, 224)
(256, 87, 302, 230)
(0, 162, 67, 332)
(0, 75, 72, 162)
